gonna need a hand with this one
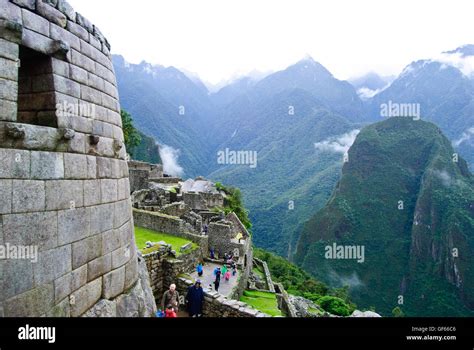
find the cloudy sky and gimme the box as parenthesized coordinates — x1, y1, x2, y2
(69, 0, 474, 85)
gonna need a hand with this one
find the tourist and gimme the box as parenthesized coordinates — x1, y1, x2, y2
(224, 270, 231, 282)
(186, 280, 204, 317)
(232, 265, 237, 277)
(197, 262, 203, 277)
(210, 248, 215, 259)
(214, 268, 221, 292)
(165, 304, 177, 318)
(203, 224, 208, 235)
(222, 264, 228, 277)
(161, 284, 180, 313)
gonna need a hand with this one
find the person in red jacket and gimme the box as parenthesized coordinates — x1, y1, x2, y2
(165, 304, 177, 318)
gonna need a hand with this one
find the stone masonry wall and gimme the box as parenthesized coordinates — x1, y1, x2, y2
(133, 208, 208, 254)
(0, 0, 155, 317)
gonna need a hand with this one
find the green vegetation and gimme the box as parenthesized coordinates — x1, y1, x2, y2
(121, 109, 141, 153)
(318, 296, 351, 316)
(392, 306, 405, 318)
(254, 248, 356, 314)
(215, 182, 252, 230)
(240, 290, 282, 317)
(295, 118, 474, 317)
(134, 226, 197, 256)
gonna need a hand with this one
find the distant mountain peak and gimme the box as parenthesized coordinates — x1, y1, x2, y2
(444, 44, 474, 57)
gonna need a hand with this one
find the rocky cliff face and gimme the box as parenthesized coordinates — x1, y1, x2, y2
(295, 117, 474, 316)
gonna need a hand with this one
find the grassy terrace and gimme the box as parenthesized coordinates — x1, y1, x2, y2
(240, 290, 282, 317)
(134, 226, 197, 256)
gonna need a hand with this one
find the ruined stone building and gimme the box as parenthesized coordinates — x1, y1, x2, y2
(0, 0, 156, 317)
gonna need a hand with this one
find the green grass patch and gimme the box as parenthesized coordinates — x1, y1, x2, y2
(240, 290, 282, 317)
(134, 226, 197, 256)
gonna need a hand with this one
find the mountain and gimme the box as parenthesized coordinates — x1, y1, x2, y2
(130, 130, 162, 165)
(113, 55, 213, 177)
(368, 58, 474, 169)
(349, 72, 394, 100)
(295, 117, 474, 316)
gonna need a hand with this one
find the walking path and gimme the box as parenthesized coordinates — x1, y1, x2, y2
(189, 262, 239, 298)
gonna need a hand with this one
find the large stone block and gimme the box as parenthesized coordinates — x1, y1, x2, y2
(70, 277, 101, 317)
(36, 0, 67, 27)
(51, 57, 69, 77)
(50, 22, 80, 50)
(21, 28, 55, 55)
(71, 49, 94, 72)
(0, 78, 18, 101)
(0, 38, 19, 61)
(45, 179, 83, 210)
(46, 296, 70, 317)
(12, 180, 45, 213)
(124, 255, 138, 290)
(64, 153, 88, 179)
(30, 151, 64, 179)
(87, 252, 111, 281)
(11, 0, 36, 11)
(66, 20, 88, 41)
(101, 229, 120, 255)
(81, 85, 102, 105)
(97, 156, 119, 179)
(89, 202, 114, 235)
(0, 57, 18, 81)
(54, 264, 88, 303)
(100, 178, 117, 203)
(58, 207, 89, 245)
(53, 73, 80, 98)
(57, 0, 75, 21)
(75, 12, 93, 33)
(69, 63, 88, 84)
(21, 8, 49, 36)
(0, 179, 12, 214)
(3, 284, 54, 317)
(83, 179, 100, 206)
(33, 244, 72, 285)
(102, 266, 125, 299)
(114, 199, 131, 229)
(1, 259, 34, 301)
(0, 98, 17, 122)
(3, 211, 57, 251)
(111, 244, 131, 270)
(71, 234, 101, 269)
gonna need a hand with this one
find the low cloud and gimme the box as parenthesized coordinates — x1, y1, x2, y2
(453, 127, 474, 147)
(357, 87, 382, 100)
(327, 269, 364, 289)
(314, 129, 360, 154)
(159, 144, 184, 177)
(433, 170, 452, 187)
(433, 52, 474, 78)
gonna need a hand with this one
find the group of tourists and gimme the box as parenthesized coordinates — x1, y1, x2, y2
(158, 281, 205, 318)
(157, 252, 238, 318)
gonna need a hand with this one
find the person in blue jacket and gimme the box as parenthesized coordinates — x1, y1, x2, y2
(186, 280, 204, 317)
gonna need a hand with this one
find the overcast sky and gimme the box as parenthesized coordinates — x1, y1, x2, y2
(69, 0, 474, 85)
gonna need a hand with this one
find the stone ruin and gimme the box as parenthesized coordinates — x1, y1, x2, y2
(0, 0, 156, 317)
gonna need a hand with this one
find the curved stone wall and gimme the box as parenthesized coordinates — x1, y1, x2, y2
(0, 0, 155, 317)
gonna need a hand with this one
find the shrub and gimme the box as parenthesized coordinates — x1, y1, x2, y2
(318, 296, 351, 316)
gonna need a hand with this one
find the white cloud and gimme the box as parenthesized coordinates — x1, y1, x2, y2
(328, 269, 364, 289)
(453, 127, 474, 147)
(314, 129, 360, 154)
(433, 52, 474, 77)
(159, 144, 184, 177)
(357, 87, 382, 100)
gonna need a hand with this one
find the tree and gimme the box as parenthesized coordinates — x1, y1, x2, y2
(392, 306, 405, 317)
(121, 109, 141, 154)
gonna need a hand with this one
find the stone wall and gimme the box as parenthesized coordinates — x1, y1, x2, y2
(0, 0, 155, 317)
(143, 245, 202, 308)
(128, 160, 163, 193)
(133, 208, 208, 254)
(176, 277, 270, 318)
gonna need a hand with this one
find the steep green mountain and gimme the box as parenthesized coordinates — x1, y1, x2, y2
(295, 117, 474, 316)
(368, 57, 474, 168)
(130, 130, 162, 164)
(209, 88, 363, 256)
(113, 55, 212, 177)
